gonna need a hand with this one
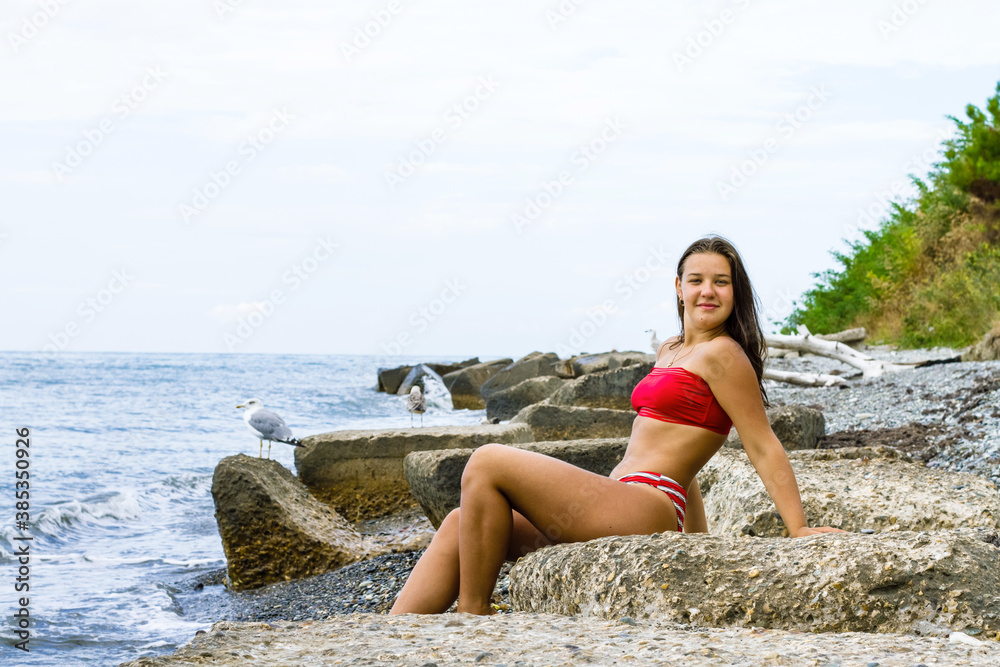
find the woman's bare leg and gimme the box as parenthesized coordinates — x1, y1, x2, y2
(684, 477, 709, 533)
(389, 509, 461, 614)
(455, 444, 678, 615)
(389, 507, 552, 615)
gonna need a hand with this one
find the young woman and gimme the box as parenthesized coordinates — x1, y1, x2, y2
(389, 235, 843, 615)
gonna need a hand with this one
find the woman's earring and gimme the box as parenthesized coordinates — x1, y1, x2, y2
(680, 299, 685, 306)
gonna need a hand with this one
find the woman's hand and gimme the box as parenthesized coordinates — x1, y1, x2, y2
(790, 525, 846, 537)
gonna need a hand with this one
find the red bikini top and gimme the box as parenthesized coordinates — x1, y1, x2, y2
(630, 366, 733, 435)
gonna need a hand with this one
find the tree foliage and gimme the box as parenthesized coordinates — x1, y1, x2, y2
(785, 82, 1000, 348)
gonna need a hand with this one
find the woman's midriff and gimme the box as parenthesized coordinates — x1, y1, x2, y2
(609, 414, 728, 489)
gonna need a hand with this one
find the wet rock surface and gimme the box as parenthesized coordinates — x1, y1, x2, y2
(211, 455, 374, 591)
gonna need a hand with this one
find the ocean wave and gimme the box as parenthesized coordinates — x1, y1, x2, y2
(33, 490, 143, 539)
(422, 373, 453, 411)
(141, 474, 213, 507)
(81, 554, 223, 568)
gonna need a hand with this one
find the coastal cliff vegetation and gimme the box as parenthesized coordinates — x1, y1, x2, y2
(786, 81, 1000, 348)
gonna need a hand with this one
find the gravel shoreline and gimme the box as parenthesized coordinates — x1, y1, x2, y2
(166, 347, 1000, 664)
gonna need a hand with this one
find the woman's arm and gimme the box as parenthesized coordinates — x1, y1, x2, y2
(701, 338, 840, 537)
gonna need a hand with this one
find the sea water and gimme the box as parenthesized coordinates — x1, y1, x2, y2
(0, 352, 486, 666)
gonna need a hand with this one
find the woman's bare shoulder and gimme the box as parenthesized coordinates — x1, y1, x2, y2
(655, 335, 682, 359)
(699, 336, 752, 381)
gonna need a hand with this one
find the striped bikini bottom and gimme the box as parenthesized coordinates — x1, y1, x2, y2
(616, 471, 687, 532)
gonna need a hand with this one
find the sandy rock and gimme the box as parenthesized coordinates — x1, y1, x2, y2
(485, 375, 566, 421)
(725, 403, 825, 450)
(510, 403, 636, 441)
(294, 423, 532, 520)
(211, 455, 372, 591)
(700, 446, 1000, 536)
(404, 438, 628, 528)
(510, 529, 1000, 635)
(441, 358, 512, 409)
(963, 322, 1000, 361)
(479, 351, 560, 401)
(548, 362, 654, 410)
(116, 613, 1000, 666)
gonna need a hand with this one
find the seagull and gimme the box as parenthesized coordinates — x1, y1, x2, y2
(645, 329, 661, 354)
(406, 385, 426, 427)
(236, 398, 304, 459)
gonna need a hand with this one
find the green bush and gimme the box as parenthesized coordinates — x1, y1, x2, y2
(784, 82, 1000, 347)
(940, 82, 1000, 203)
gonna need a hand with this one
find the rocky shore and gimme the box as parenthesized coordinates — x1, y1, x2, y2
(130, 345, 1000, 666)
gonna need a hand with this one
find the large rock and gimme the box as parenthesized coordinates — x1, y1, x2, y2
(396, 363, 442, 396)
(425, 357, 480, 378)
(724, 404, 825, 450)
(295, 423, 532, 521)
(441, 358, 513, 409)
(548, 362, 654, 410)
(571, 351, 654, 376)
(963, 322, 1000, 361)
(211, 455, 372, 591)
(480, 351, 560, 401)
(700, 446, 1000, 536)
(404, 438, 628, 528)
(510, 403, 635, 441)
(551, 351, 655, 379)
(509, 529, 1000, 635)
(377, 359, 479, 393)
(376, 365, 412, 394)
(485, 376, 566, 421)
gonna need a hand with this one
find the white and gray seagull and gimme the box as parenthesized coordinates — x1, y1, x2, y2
(644, 328, 661, 354)
(406, 385, 426, 427)
(236, 398, 305, 459)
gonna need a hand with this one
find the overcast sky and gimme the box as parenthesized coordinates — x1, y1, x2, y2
(2, 0, 999, 360)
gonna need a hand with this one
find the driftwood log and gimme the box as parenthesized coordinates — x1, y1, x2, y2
(762, 367, 847, 387)
(765, 327, 916, 378)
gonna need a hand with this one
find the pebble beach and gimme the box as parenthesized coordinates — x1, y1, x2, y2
(137, 346, 1000, 666)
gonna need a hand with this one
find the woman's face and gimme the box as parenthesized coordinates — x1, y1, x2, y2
(675, 252, 734, 330)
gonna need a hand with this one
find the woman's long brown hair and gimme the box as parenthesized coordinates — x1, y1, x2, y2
(670, 235, 769, 406)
